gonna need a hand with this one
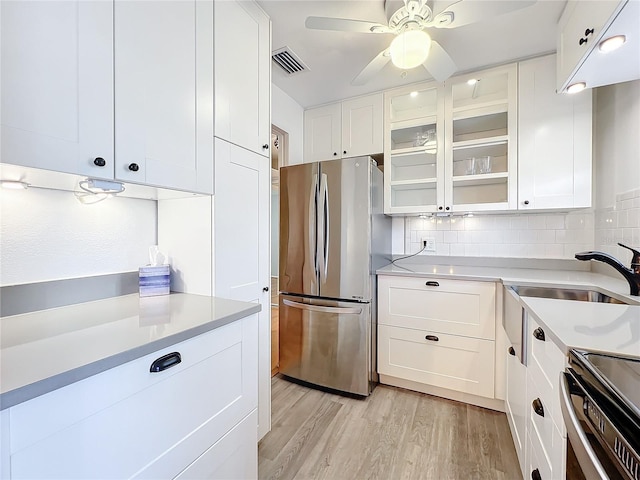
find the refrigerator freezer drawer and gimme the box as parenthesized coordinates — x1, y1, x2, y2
(279, 295, 372, 396)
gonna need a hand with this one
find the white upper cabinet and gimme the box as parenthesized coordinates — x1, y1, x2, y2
(115, 0, 214, 194)
(214, 0, 271, 157)
(557, 0, 639, 92)
(303, 93, 383, 162)
(1, 1, 114, 179)
(518, 55, 592, 210)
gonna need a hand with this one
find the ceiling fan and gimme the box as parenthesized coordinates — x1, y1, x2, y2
(305, 0, 536, 85)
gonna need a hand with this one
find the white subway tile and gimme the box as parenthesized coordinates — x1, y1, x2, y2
(436, 217, 452, 231)
(545, 214, 566, 230)
(536, 230, 556, 244)
(528, 215, 547, 230)
(450, 217, 465, 230)
(544, 244, 565, 258)
(494, 216, 511, 230)
(510, 216, 528, 230)
(436, 244, 450, 255)
(443, 231, 458, 243)
(450, 244, 465, 256)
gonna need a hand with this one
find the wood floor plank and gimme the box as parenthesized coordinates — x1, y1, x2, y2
(259, 376, 522, 480)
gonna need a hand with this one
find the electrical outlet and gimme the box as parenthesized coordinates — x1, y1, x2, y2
(422, 237, 436, 252)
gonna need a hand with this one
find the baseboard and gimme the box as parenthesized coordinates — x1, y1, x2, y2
(379, 374, 506, 412)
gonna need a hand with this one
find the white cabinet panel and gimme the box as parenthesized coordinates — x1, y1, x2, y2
(304, 103, 342, 162)
(378, 275, 496, 340)
(519, 55, 592, 210)
(114, 0, 213, 193)
(378, 324, 495, 398)
(1, 0, 113, 178)
(214, 0, 271, 157)
(506, 348, 528, 476)
(341, 93, 383, 158)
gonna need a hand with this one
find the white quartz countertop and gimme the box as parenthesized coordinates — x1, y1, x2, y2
(0, 293, 260, 410)
(377, 262, 640, 358)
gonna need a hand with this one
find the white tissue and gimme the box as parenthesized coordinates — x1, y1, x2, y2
(148, 245, 166, 266)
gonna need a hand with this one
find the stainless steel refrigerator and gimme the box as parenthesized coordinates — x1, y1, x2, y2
(279, 156, 391, 396)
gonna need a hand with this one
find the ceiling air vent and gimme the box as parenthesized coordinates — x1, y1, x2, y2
(272, 47, 309, 75)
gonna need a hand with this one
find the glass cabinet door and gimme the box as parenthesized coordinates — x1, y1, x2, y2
(445, 64, 517, 211)
(384, 82, 444, 214)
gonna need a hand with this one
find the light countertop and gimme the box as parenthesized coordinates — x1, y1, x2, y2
(377, 261, 640, 358)
(0, 293, 260, 410)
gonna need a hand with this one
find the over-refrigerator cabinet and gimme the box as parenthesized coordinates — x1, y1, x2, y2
(278, 157, 391, 396)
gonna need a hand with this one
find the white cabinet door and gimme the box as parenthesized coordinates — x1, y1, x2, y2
(341, 93, 383, 158)
(214, 138, 271, 440)
(304, 103, 342, 162)
(114, 0, 214, 193)
(518, 55, 592, 210)
(505, 347, 528, 477)
(214, 0, 271, 157)
(1, 0, 114, 179)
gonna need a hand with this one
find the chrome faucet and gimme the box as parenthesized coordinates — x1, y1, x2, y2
(575, 243, 640, 296)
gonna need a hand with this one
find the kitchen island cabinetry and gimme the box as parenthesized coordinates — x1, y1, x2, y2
(0, 294, 260, 480)
(377, 275, 503, 410)
(303, 93, 383, 162)
(214, 0, 271, 158)
(1, 0, 214, 194)
(518, 54, 592, 210)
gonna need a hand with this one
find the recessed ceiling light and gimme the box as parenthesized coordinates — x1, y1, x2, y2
(410, 91, 419, 98)
(467, 79, 478, 86)
(0, 180, 29, 190)
(599, 35, 626, 53)
(566, 82, 587, 94)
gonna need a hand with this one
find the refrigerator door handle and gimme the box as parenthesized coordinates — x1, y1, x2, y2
(283, 298, 362, 315)
(309, 173, 319, 278)
(319, 172, 329, 283)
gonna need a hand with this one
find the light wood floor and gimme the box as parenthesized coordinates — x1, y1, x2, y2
(259, 376, 522, 480)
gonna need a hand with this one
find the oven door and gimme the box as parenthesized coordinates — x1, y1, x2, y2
(560, 371, 629, 480)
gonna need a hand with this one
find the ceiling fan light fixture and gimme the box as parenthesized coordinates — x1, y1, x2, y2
(390, 30, 431, 70)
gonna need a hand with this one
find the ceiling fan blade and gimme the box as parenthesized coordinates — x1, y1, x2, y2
(423, 41, 456, 82)
(351, 49, 391, 86)
(432, 0, 537, 28)
(305, 16, 393, 34)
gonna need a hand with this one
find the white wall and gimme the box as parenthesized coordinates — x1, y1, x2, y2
(593, 80, 640, 264)
(272, 84, 303, 165)
(0, 188, 156, 285)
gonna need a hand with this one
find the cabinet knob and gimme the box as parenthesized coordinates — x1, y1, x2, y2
(579, 37, 588, 46)
(532, 398, 545, 417)
(263, 286, 269, 292)
(93, 157, 106, 167)
(523, 200, 530, 205)
(425, 334, 439, 342)
(343, 150, 347, 155)
(533, 327, 546, 341)
(508, 346, 516, 356)
(263, 144, 269, 150)
(438, 206, 443, 211)
(445, 206, 450, 211)
(128, 163, 140, 172)
(584, 28, 594, 37)
(531, 468, 541, 480)
(333, 152, 338, 156)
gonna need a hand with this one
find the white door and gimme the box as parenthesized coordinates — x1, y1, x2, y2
(214, 0, 271, 157)
(114, 0, 214, 194)
(214, 138, 270, 440)
(1, 0, 113, 178)
(341, 93, 383, 158)
(303, 103, 342, 162)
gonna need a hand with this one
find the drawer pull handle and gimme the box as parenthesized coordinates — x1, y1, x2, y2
(425, 335, 439, 342)
(508, 346, 516, 356)
(425, 281, 440, 287)
(531, 468, 541, 480)
(532, 398, 545, 417)
(533, 327, 545, 341)
(150, 352, 182, 373)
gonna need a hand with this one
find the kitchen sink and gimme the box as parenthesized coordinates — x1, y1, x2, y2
(509, 286, 636, 305)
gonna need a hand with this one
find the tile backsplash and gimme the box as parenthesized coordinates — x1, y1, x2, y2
(404, 211, 595, 259)
(595, 188, 640, 265)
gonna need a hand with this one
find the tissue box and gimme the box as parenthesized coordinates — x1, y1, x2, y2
(139, 265, 170, 297)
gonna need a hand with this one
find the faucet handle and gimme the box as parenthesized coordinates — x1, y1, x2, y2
(618, 243, 640, 267)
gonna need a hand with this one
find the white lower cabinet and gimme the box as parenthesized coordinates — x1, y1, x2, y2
(505, 347, 528, 475)
(377, 275, 502, 409)
(4, 315, 258, 479)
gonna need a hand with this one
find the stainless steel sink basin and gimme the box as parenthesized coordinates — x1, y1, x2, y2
(510, 286, 634, 305)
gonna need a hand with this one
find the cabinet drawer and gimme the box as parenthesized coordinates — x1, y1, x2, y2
(9, 317, 258, 479)
(378, 324, 495, 398)
(528, 417, 566, 480)
(378, 275, 496, 339)
(174, 410, 257, 480)
(528, 315, 567, 433)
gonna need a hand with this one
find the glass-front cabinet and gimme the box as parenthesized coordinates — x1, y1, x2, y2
(384, 82, 444, 214)
(383, 64, 517, 215)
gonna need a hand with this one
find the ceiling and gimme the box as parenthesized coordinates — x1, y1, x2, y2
(257, 0, 567, 108)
